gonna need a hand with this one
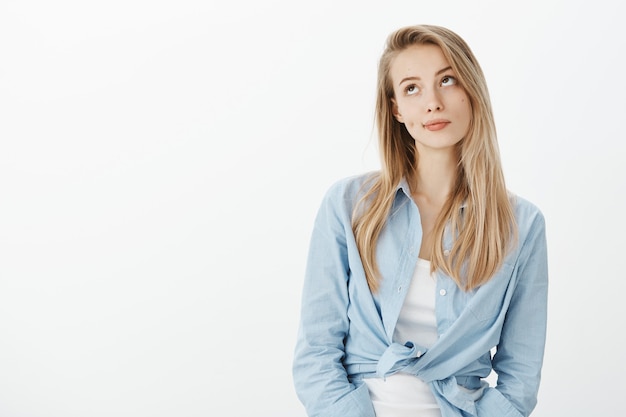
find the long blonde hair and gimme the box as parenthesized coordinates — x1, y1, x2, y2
(352, 25, 517, 293)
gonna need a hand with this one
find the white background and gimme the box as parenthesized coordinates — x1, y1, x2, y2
(1, 0, 624, 416)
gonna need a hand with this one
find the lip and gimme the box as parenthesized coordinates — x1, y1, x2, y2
(423, 119, 450, 131)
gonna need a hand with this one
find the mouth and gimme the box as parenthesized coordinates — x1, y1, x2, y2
(423, 119, 450, 131)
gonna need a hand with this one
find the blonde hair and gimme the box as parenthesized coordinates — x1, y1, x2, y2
(352, 25, 517, 293)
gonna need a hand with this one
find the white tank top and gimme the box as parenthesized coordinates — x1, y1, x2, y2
(364, 258, 441, 417)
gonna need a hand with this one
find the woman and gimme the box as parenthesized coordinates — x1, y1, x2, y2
(293, 25, 548, 417)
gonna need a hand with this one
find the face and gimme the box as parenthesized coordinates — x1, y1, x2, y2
(390, 43, 471, 153)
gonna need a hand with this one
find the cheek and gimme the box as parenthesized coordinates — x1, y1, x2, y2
(459, 97, 471, 118)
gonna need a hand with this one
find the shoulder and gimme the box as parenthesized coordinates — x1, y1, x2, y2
(510, 192, 544, 222)
(311, 171, 380, 233)
(509, 191, 546, 240)
(322, 171, 381, 205)
(313, 171, 381, 225)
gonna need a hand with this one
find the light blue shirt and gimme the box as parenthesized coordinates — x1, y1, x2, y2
(293, 173, 548, 417)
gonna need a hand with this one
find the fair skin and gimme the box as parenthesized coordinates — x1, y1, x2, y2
(390, 44, 471, 259)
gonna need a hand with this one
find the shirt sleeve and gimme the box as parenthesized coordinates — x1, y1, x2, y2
(292, 182, 376, 417)
(481, 209, 549, 417)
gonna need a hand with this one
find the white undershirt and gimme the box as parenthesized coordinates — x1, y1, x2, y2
(364, 258, 441, 417)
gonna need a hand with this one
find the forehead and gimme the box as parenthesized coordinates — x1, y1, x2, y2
(390, 43, 451, 82)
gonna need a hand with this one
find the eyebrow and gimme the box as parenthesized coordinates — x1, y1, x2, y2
(398, 66, 453, 86)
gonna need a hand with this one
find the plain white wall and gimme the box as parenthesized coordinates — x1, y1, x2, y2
(1, 0, 624, 416)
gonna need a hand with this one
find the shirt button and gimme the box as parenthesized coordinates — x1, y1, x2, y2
(416, 351, 423, 357)
(443, 249, 450, 256)
(439, 289, 447, 296)
(398, 286, 402, 293)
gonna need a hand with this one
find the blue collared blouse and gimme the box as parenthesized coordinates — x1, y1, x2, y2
(293, 173, 548, 417)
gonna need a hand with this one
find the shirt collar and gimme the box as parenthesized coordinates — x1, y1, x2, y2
(396, 177, 412, 198)
(395, 177, 467, 209)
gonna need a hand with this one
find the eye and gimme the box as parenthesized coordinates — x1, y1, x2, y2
(441, 76, 457, 86)
(405, 84, 419, 95)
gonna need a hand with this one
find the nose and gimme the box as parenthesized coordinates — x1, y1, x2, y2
(425, 89, 443, 112)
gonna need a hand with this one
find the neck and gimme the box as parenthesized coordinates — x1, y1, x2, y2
(412, 146, 458, 205)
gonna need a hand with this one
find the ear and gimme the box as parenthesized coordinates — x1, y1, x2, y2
(391, 98, 403, 123)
